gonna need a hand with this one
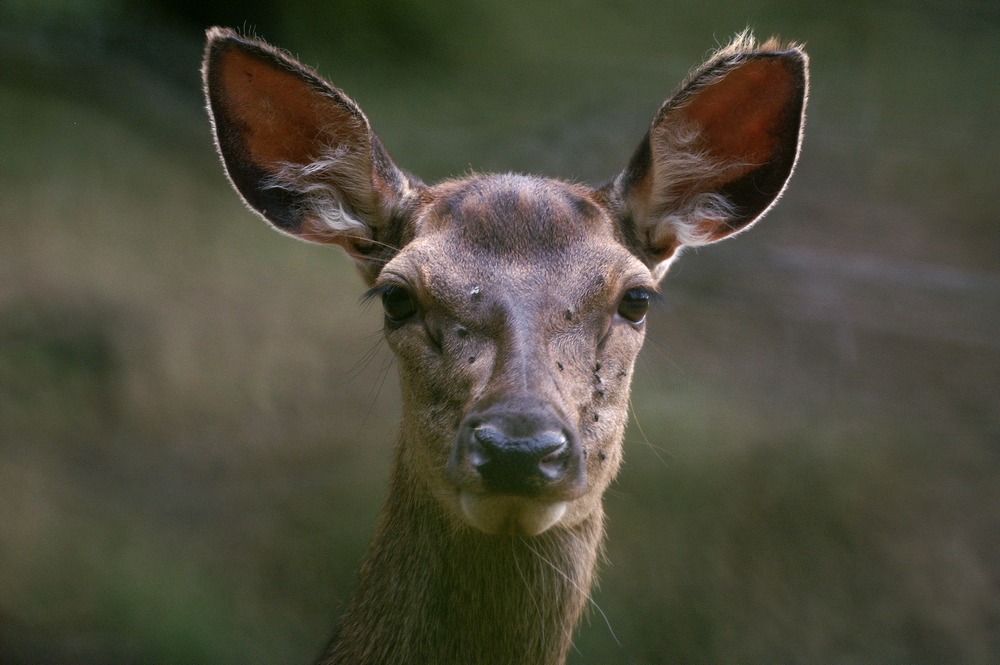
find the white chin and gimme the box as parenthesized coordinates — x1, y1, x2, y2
(458, 493, 568, 536)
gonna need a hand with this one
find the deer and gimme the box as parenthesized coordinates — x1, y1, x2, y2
(202, 27, 807, 665)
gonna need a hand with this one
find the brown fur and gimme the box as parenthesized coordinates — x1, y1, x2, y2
(202, 27, 808, 664)
(321, 460, 604, 664)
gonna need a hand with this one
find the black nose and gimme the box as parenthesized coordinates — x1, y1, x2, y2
(450, 404, 584, 497)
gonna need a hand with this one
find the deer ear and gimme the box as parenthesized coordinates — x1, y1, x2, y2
(202, 28, 418, 274)
(610, 34, 808, 276)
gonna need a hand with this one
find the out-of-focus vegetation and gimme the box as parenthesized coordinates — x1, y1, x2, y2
(1, 1, 997, 663)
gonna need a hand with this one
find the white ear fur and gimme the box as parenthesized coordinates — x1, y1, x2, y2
(641, 121, 742, 248)
(262, 148, 379, 243)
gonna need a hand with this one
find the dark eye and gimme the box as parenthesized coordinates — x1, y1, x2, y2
(381, 285, 417, 323)
(617, 288, 650, 324)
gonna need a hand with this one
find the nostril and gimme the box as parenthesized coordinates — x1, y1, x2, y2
(537, 432, 570, 482)
(470, 424, 504, 468)
(535, 431, 568, 458)
(473, 424, 504, 448)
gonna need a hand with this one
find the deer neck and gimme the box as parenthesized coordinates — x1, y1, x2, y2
(319, 443, 606, 665)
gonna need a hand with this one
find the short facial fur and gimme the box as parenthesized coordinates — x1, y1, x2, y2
(380, 174, 649, 535)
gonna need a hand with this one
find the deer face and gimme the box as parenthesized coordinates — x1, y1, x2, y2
(203, 29, 807, 537)
(375, 176, 652, 535)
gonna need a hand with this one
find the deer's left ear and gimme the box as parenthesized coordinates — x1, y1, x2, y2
(608, 35, 808, 277)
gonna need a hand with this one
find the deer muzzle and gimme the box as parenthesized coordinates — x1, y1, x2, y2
(446, 399, 587, 535)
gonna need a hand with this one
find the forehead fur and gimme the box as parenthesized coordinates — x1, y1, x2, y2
(420, 174, 612, 258)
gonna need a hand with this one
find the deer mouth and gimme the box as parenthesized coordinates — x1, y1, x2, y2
(457, 492, 569, 536)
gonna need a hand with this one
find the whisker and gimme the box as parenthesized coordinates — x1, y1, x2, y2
(628, 400, 670, 467)
(511, 539, 547, 654)
(522, 537, 621, 647)
(360, 346, 395, 431)
(347, 334, 386, 381)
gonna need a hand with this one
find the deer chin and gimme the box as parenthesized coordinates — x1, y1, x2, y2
(458, 492, 569, 536)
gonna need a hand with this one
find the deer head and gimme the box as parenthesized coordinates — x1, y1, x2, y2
(203, 28, 807, 540)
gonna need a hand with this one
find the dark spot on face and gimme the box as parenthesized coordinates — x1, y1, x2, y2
(434, 188, 464, 221)
(593, 413, 600, 422)
(556, 361, 564, 371)
(597, 450, 608, 462)
(456, 326, 469, 339)
(468, 356, 476, 364)
(563, 190, 599, 219)
(565, 309, 574, 321)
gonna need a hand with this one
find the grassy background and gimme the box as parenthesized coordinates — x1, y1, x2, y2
(1, 1, 997, 663)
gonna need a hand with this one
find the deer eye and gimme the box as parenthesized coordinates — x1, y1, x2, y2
(381, 285, 417, 324)
(617, 288, 650, 324)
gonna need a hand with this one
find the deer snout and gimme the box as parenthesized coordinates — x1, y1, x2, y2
(448, 404, 586, 499)
(469, 424, 571, 494)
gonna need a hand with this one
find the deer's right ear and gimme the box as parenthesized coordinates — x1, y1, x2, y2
(202, 28, 418, 276)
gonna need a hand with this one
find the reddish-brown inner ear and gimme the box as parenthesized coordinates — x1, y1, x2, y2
(678, 57, 796, 176)
(217, 48, 359, 171)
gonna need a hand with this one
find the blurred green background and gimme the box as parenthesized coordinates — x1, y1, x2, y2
(1, 1, 997, 663)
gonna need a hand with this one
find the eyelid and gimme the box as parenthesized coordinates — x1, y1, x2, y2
(632, 281, 659, 294)
(621, 283, 659, 301)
